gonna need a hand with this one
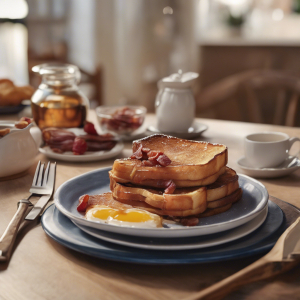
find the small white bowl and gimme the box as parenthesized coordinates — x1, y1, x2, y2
(0, 121, 39, 178)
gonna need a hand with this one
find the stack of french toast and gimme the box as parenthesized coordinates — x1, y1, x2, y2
(108, 134, 242, 225)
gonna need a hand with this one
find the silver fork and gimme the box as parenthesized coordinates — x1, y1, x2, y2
(0, 161, 56, 262)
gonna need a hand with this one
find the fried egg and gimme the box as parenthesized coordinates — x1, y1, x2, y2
(85, 205, 162, 228)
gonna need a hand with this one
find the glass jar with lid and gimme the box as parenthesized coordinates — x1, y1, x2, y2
(31, 63, 89, 129)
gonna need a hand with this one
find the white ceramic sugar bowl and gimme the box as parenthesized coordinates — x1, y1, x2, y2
(155, 70, 199, 132)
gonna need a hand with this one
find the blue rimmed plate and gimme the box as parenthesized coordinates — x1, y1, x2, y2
(42, 201, 284, 264)
(54, 167, 269, 238)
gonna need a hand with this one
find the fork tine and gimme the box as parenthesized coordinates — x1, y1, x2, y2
(32, 161, 41, 186)
(46, 162, 56, 190)
(36, 163, 45, 186)
(42, 162, 51, 187)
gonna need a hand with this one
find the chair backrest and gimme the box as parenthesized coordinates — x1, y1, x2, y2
(196, 70, 300, 127)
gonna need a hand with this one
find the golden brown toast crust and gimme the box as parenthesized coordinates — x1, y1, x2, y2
(207, 188, 242, 209)
(112, 134, 227, 185)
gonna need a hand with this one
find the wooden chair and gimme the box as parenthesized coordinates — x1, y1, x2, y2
(196, 70, 300, 127)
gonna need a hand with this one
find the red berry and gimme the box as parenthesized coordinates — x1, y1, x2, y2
(84, 121, 98, 135)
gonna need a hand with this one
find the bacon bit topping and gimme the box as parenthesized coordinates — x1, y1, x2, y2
(156, 154, 171, 167)
(131, 144, 143, 159)
(142, 160, 156, 166)
(77, 194, 89, 212)
(164, 180, 176, 194)
(130, 145, 171, 167)
(147, 150, 163, 161)
(72, 137, 87, 155)
(180, 217, 199, 227)
(84, 121, 98, 135)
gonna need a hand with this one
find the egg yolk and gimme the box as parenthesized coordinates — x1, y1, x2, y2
(92, 208, 154, 223)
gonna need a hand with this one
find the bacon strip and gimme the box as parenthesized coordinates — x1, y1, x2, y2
(73, 137, 87, 155)
(43, 127, 116, 154)
(42, 128, 76, 144)
(86, 141, 116, 151)
(180, 217, 199, 227)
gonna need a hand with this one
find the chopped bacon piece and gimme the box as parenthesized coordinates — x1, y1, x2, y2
(156, 154, 171, 167)
(164, 180, 176, 194)
(84, 121, 98, 135)
(142, 160, 156, 166)
(130, 146, 172, 167)
(131, 144, 143, 159)
(180, 217, 199, 227)
(72, 137, 87, 155)
(77, 194, 89, 212)
(147, 150, 163, 160)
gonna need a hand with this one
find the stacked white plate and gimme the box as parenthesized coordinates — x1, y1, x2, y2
(54, 167, 271, 251)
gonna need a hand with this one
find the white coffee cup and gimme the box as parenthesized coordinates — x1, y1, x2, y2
(244, 132, 300, 168)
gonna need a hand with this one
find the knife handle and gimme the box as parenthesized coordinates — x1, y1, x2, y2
(184, 258, 298, 300)
(0, 200, 31, 262)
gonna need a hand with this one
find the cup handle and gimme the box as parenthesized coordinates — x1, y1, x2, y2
(288, 137, 300, 157)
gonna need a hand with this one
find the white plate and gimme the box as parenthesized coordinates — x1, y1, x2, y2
(39, 128, 124, 162)
(237, 156, 300, 178)
(54, 167, 269, 238)
(147, 120, 208, 139)
(73, 205, 268, 250)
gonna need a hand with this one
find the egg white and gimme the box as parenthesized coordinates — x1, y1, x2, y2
(85, 205, 162, 228)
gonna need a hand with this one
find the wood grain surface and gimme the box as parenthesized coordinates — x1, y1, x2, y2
(0, 111, 300, 300)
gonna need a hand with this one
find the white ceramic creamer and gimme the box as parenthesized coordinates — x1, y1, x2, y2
(155, 70, 199, 132)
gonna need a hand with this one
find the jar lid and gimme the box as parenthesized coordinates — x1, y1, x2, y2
(32, 63, 81, 85)
(158, 70, 199, 89)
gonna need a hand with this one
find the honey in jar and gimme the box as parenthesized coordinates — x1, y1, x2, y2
(31, 64, 89, 129)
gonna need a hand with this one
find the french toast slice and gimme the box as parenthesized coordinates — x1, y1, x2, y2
(110, 167, 239, 211)
(114, 196, 207, 217)
(113, 193, 239, 218)
(111, 134, 227, 186)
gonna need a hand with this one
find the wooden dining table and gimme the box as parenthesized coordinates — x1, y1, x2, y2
(1, 111, 300, 300)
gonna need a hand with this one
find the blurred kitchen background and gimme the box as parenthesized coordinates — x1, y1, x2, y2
(1, 0, 300, 126)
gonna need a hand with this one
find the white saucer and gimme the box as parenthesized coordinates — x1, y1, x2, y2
(147, 121, 208, 139)
(237, 156, 300, 178)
